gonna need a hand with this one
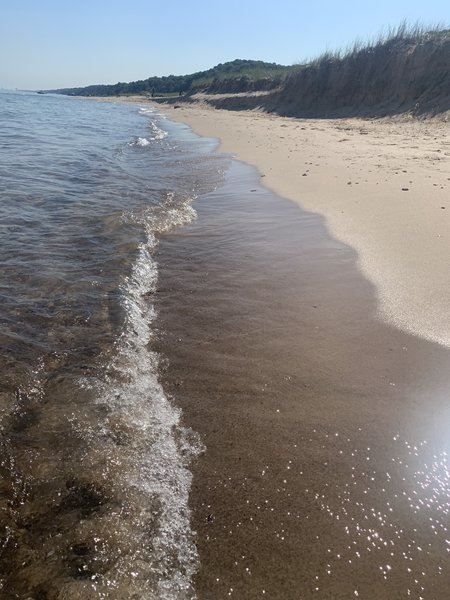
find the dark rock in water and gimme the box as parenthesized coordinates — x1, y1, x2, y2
(62, 480, 108, 516)
(71, 542, 90, 556)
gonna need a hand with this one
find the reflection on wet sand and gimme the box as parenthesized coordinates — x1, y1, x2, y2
(304, 430, 449, 597)
(156, 160, 450, 599)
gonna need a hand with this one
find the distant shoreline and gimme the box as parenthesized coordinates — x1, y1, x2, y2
(56, 27, 450, 118)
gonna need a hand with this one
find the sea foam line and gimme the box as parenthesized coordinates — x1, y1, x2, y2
(77, 195, 202, 599)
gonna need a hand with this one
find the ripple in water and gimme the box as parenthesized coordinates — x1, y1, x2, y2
(0, 91, 227, 599)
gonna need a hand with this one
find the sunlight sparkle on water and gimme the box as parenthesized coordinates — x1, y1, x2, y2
(305, 430, 450, 598)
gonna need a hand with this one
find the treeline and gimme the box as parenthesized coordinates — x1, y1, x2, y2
(53, 59, 294, 97)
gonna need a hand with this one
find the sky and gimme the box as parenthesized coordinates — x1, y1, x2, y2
(0, 0, 448, 89)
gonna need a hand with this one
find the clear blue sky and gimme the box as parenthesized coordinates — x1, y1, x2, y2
(0, 0, 448, 89)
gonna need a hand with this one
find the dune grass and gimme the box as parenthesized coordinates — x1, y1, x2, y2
(300, 22, 449, 69)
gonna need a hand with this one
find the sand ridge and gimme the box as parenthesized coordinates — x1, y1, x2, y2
(164, 103, 450, 348)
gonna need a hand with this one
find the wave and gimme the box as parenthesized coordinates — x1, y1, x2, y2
(76, 211, 203, 597)
(149, 122, 168, 141)
(0, 192, 203, 599)
(71, 194, 202, 598)
(131, 136, 151, 147)
(138, 107, 167, 120)
(129, 124, 167, 148)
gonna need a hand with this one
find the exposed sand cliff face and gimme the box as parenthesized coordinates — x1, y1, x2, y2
(275, 36, 450, 117)
(174, 34, 449, 118)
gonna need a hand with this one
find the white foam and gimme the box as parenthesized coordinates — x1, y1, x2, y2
(129, 136, 150, 147)
(149, 122, 168, 141)
(138, 106, 168, 140)
(128, 191, 197, 234)
(129, 125, 167, 147)
(138, 107, 156, 116)
(111, 238, 202, 597)
(139, 106, 167, 120)
(77, 193, 201, 598)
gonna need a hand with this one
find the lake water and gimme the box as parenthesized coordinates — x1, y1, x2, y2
(0, 91, 227, 599)
(2, 91, 450, 600)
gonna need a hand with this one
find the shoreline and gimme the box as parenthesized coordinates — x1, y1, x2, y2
(69, 94, 450, 597)
(155, 158, 450, 599)
(161, 101, 450, 349)
(150, 99, 450, 598)
(80, 93, 449, 347)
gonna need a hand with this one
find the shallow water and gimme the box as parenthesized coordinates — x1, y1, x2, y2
(0, 91, 226, 599)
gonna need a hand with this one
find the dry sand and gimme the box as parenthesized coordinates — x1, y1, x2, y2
(163, 102, 450, 348)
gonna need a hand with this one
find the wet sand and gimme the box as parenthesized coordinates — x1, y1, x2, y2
(155, 159, 450, 599)
(165, 103, 450, 349)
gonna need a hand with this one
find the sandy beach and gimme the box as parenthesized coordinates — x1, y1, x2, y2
(155, 159, 450, 599)
(163, 102, 450, 349)
(151, 101, 450, 598)
(77, 95, 450, 598)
